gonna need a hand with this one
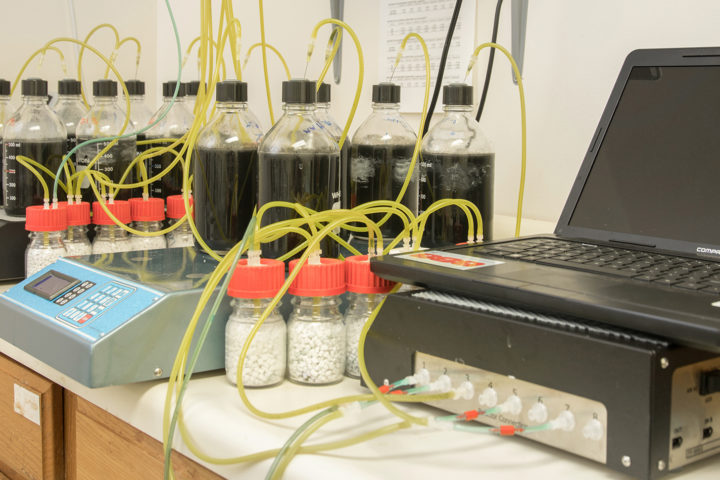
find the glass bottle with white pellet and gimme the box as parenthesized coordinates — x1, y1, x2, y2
(343, 255, 396, 378)
(286, 257, 346, 385)
(225, 257, 286, 387)
(63, 201, 92, 256)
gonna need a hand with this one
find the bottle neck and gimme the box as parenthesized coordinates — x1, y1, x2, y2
(129, 95, 146, 102)
(30, 231, 65, 245)
(96, 225, 129, 239)
(291, 295, 341, 318)
(169, 218, 192, 231)
(443, 104, 473, 113)
(66, 225, 88, 242)
(347, 291, 386, 311)
(133, 220, 163, 232)
(0, 95, 10, 104)
(231, 297, 282, 318)
(283, 103, 315, 114)
(217, 101, 248, 112)
(23, 96, 48, 106)
(316, 102, 330, 111)
(58, 94, 83, 102)
(372, 102, 400, 112)
(94, 96, 117, 106)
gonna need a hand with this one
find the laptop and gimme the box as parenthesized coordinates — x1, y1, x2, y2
(370, 47, 720, 352)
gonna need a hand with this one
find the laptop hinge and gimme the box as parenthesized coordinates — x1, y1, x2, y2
(608, 238, 656, 249)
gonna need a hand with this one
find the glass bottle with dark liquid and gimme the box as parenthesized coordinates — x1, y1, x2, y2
(146, 81, 194, 198)
(420, 83, 495, 246)
(258, 79, 341, 259)
(194, 80, 263, 253)
(122, 80, 154, 197)
(0, 79, 11, 207)
(315, 83, 349, 210)
(54, 79, 88, 185)
(350, 83, 417, 246)
(3, 78, 67, 216)
(76, 79, 137, 202)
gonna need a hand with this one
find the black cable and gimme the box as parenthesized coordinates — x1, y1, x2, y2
(475, 0, 504, 122)
(422, 0, 463, 136)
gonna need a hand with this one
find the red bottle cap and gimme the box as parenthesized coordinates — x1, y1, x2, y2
(345, 255, 396, 294)
(166, 194, 194, 219)
(228, 258, 285, 298)
(288, 258, 346, 297)
(129, 197, 165, 222)
(25, 205, 68, 232)
(92, 200, 131, 225)
(64, 202, 91, 226)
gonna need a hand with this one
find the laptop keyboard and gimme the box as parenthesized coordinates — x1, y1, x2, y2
(475, 238, 720, 295)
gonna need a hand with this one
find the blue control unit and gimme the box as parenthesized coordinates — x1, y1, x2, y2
(0, 248, 229, 387)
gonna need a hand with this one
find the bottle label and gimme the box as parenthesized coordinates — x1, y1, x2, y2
(4, 141, 20, 203)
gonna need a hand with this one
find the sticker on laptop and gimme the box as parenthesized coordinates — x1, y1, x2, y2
(397, 250, 504, 271)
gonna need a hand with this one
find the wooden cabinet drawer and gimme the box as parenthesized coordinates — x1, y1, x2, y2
(0, 353, 63, 480)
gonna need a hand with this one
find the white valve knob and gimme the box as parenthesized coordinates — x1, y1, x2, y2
(551, 410, 576, 432)
(527, 401, 548, 423)
(454, 381, 475, 400)
(429, 374, 452, 393)
(582, 418, 604, 441)
(478, 387, 498, 407)
(499, 394, 523, 416)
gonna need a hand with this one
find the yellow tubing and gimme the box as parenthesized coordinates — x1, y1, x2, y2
(77, 23, 121, 106)
(242, 42, 291, 80)
(467, 42, 527, 237)
(258, 0, 274, 123)
(104, 36, 142, 79)
(15, 156, 51, 200)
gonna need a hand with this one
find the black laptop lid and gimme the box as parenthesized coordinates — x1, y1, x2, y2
(556, 48, 720, 259)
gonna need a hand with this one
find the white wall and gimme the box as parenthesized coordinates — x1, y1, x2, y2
(0, 0, 158, 108)
(157, 0, 720, 228)
(4, 1, 720, 227)
(477, 0, 720, 226)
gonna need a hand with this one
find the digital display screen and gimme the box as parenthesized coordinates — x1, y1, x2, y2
(24, 270, 78, 300)
(568, 66, 720, 245)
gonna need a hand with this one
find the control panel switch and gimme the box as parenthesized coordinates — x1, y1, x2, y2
(699, 369, 720, 396)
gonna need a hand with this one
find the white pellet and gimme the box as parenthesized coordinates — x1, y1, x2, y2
(26, 245, 66, 277)
(129, 234, 167, 251)
(64, 241, 92, 256)
(287, 319, 346, 385)
(225, 315, 286, 387)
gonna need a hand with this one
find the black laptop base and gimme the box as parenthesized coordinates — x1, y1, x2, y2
(371, 237, 720, 352)
(363, 290, 720, 479)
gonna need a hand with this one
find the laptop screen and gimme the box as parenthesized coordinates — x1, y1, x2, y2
(567, 65, 720, 246)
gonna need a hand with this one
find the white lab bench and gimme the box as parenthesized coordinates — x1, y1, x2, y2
(1, 215, 718, 479)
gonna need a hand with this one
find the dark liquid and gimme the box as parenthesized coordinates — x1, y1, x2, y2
(0, 136, 3, 206)
(349, 143, 418, 240)
(66, 134, 78, 161)
(148, 137, 185, 198)
(65, 134, 77, 192)
(340, 140, 350, 210)
(131, 133, 148, 198)
(258, 151, 340, 259)
(3, 140, 66, 216)
(420, 152, 495, 246)
(194, 147, 257, 252)
(76, 138, 136, 202)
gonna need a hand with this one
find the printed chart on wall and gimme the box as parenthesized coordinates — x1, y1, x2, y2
(379, 0, 477, 113)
